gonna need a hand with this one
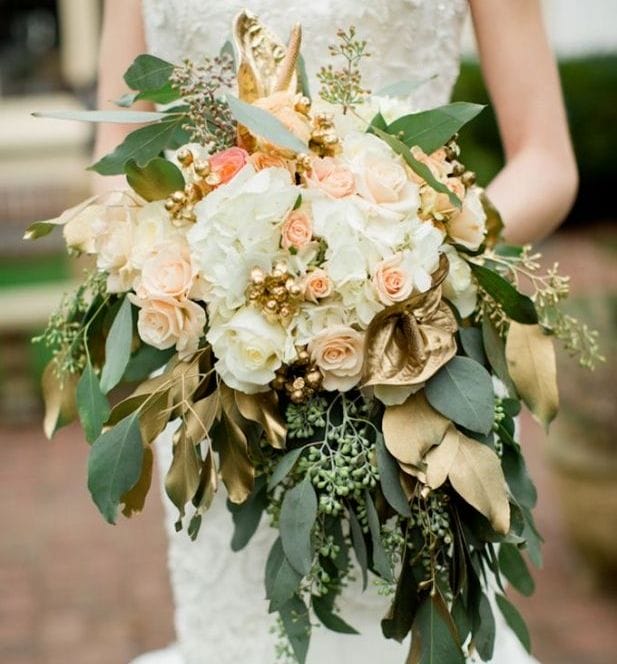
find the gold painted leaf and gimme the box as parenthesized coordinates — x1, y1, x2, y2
(424, 425, 460, 489)
(164, 425, 202, 519)
(217, 385, 255, 504)
(121, 446, 153, 517)
(383, 392, 450, 467)
(168, 355, 201, 414)
(235, 389, 286, 449)
(185, 392, 220, 445)
(139, 389, 171, 445)
(42, 362, 78, 439)
(505, 322, 559, 429)
(192, 447, 218, 515)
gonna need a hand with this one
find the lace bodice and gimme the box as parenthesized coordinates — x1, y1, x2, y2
(142, 0, 469, 112)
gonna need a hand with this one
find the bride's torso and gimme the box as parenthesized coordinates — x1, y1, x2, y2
(142, 0, 468, 111)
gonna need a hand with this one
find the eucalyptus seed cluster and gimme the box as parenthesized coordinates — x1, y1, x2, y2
(408, 491, 453, 577)
(285, 396, 328, 438)
(170, 55, 236, 151)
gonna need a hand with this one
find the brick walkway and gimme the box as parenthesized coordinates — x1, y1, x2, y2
(1, 227, 616, 664)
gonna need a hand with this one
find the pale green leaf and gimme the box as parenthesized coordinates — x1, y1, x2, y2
(265, 538, 302, 612)
(495, 594, 531, 653)
(76, 358, 110, 443)
(375, 434, 412, 517)
(126, 157, 184, 202)
(279, 477, 317, 576)
(268, 448, 304, 491)
(100, 297, 133, 394)
(124, 54, 175, 91)
(32, 110, 168, 123)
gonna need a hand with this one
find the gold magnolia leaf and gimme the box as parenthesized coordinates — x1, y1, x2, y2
(217, 384, 255, 504)
(424, 425, 460, 490)
(234, 389, 286, 449)
(139, 389, 172, 445)
(480, 191, 504, 248)
(505, 322, 559, 429)
(193, 446, 218, 515)
(169, 355, 202, 414)
(164, 425, 202, 519)
(382, 392, 450, 467)
(121, 446, 153, 517)
(42, 362, 79, 439)
(185, 392, 221, 445)
(107, 372, 171, 426)
(428, 426, 510, 535)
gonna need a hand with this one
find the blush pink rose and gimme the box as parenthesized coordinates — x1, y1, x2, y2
(308, 325, 365, 391)
(281, 209, 313, 250)
(304, 268, 332, 302)
(306, 157, 356, 199)
(136, 297, 205, 354)
(373, 253, 414, 305)
(209, 147, 249, 185)
(136, 241, 196, 300)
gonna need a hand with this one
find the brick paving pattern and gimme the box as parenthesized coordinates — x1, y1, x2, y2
(1, 226, 616, 664)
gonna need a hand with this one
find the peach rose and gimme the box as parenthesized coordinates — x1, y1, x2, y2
(419, 177, 465, 221)
(136, 297, 205, 353)
(306, 157, 356, 199)
(304, 268, 332, 302)
(409, 146, 453, 184)
(253, 92, 312, 146)
(281, 209, 313, 250)
(446, 187, 487, 250)
(308, 325, 365, 391)
(136, 241, 196, 300)
(249, 151, 295, 179)
(209, 147, 249, 185)
(373, 253, 414, 305)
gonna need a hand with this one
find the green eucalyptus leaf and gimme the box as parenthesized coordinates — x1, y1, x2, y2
(349, 508, 368, 591)
(381, 550, 419, 642)
(100, 296, 133, 394)
(229, 477, 268, 551)
(387, 102, 484, 154)
(495, 594, 531, 653)
(498, 544, 535, 596)
(279, 594, 311, 664)
(501, 445, 537, 510)
(375, 77, 434, 98)
(521, 507, 543, 568)
(87, 412, 143, 523)
(265, 538, 302, 612)
(414, 591, 465, 663)
(372, 127, 461, 208)
(268, 447, 304, 491)
(76, 358, 110, 443)
(226, 94, 307, 154)
(365, 491, 393, 581)
(124, 54, 175, 91)
(125, 157, 185, 201)
(425, 356, 495, 435)
(459, 327, 487, 366)
(312, 595, 359, 634)
(279, 476, 317, 576)
(473, 591, 496, 661)
(33, 110, 168, 123)
(90, 117, 186, 176)
(471, 264, 538, 325)
(122, 345, 175, 383)
(119, 84, 181, 107)
(375, 434, 412, 517)
(481, 318, 518, 397)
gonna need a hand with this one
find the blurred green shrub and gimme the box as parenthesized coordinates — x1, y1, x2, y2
(453, 55, 617, 223)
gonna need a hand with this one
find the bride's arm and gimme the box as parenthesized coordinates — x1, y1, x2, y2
(469, 0, 578, 244)
(93, 0, 152, 193)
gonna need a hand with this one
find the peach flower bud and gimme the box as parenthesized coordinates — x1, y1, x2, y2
(209, 147, 249, 185)
(253, 92, 312, 146)
(304, 268, 332, 302)
(306, 156, 356, 199)
(249, 151, 295, 179)
(373, 253, 415, 306)
(308, 325, 365, 391)
(281, 209, 313, 250)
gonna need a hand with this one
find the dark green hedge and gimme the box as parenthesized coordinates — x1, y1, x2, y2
(452, 55, 617, 224)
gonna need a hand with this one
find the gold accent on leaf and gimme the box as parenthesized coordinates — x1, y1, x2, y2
(505, 322, 559, 429)
(185, 392, 221, 445)
(480, 190, 504, 249)
(42, 362, 78, 439)
(165, 425, 202, 519)
(363, 256, 457, 389)
(382, 392, 450, 467)
(193, 447, 218, 515)
(235, 389, 287, 449)
(425, 426, 510, 535)
(217, 384, 255, 504)
(121, 447, 153, 518)
(274, 23, 301, 93)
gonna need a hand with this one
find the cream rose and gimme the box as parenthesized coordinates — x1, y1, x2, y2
(306, 157, 356, 199)
(446, 187, 487, 250)
(136, 297, 205, 353)
(442, 245, 478, 318)
(308, 325, 365, 391)
(63, 204, 107, 254)
(373, 253, 414, 305)
(304, 268, 332, 302)
(207, 308, 286, 393)
(419, 177, 465, 221)
(281, 209, 313, 250)
(136, 241, 196, 300)
(253, 91, 312, 148)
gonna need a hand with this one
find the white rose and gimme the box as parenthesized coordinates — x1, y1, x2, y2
(447, 187, 487, 251)
(308, 325, 365, 392)
(442, 245, 478, 318)
(63, 204, 107, 254)
(207, 308, 286, 393)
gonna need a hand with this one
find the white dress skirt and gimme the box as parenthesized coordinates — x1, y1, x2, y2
(132, 1, 541, 661)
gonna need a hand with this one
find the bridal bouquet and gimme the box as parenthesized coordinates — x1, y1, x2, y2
(28, 11, 601, 664)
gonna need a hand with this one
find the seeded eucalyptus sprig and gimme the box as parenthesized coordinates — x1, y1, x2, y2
(317, 26, 371, 113)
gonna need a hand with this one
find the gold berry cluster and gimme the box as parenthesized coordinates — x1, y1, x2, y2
(272, 348, 323, 403)
(310, 112, 340, 157)
(246, 263, 304, 325)
(164, 148, 222, 225)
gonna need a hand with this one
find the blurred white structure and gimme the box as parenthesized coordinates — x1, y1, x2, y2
(462, 0, 617, 58)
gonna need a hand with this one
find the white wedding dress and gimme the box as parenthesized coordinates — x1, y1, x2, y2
(133, 2, 540, 663)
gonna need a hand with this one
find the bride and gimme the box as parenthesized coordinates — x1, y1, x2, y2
(94, 2, 577, 663)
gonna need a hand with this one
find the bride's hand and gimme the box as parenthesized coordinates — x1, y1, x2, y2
(470, 0, 578, 244)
